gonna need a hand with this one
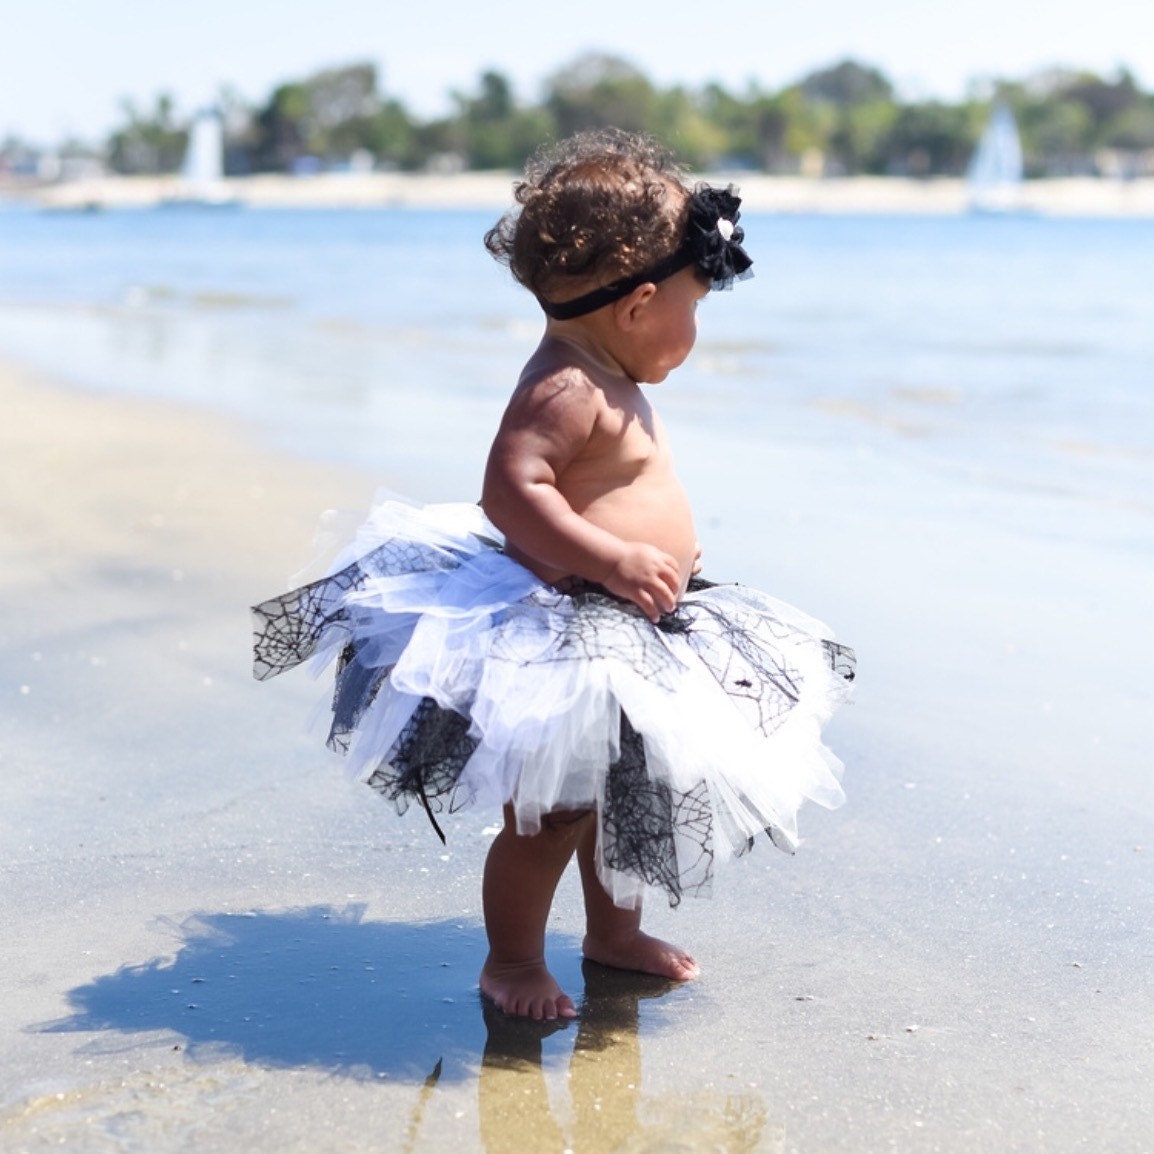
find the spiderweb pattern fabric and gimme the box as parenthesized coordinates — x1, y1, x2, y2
(365, 696, 477, 821)
(252, 535, 469, 682)
(601, 714, 715, 903)
(252, 501, 855, 907)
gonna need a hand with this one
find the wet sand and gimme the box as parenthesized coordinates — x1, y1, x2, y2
(1, 357, 1153, 1152)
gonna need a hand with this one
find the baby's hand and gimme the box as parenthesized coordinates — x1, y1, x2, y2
(604, 543, 680, 623)
(692, 541, 703, 575)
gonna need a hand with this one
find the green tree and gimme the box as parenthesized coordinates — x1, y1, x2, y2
(827, 100, 900, 173)
(1007, 67, 1144, 170)
(1019, 98, 1095, 169)
(651, 86, 727, 169)
(800, 59, 893, 107)
(97, 54, 1154, 180)
(252, 82, 310, 170)
(793, 60, 899, 174)
(327, 98, 419, 168)
(1101, 97, 1154, 149)
(544, 53, 658, 137)
(107, 93, 188, 174)
(249, 62, 416, 171)
(696, 83, 790, 169)
(884, 101, 974, 175)
(450, 70, 555, 169)
(1062, 68, 1141, 129)
(780, 85, 837, 169)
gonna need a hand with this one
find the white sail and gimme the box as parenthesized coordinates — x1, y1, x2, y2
(968, 102, 1024, 213)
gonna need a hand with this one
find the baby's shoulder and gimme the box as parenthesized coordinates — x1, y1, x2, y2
(513, 359, 608, 414)
(499, 363, 644, 457)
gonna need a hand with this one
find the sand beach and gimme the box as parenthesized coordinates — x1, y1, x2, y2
(2, 315, 1153, 1153)
(13, 169, 1154, 217)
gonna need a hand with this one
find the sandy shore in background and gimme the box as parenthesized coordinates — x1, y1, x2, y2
(12, 169, 1154, 216)
(2, 355, 1153, 1152)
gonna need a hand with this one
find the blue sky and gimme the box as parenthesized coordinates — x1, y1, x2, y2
(3, 0, 1150, 143)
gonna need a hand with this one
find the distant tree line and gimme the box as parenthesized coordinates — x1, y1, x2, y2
(79, 54, 1154, 179)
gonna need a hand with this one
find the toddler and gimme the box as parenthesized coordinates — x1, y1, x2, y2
(253, 129, 855, 1021)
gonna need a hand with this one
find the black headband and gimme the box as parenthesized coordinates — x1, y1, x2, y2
(538, 184, 753, 321)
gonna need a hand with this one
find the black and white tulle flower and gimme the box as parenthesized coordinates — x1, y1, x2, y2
(682, 185, 753, 290)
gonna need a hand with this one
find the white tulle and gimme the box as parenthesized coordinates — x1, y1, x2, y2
(260, 499, 854, 908)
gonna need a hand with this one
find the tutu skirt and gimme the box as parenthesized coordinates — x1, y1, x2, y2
(252, 500, 855, 908)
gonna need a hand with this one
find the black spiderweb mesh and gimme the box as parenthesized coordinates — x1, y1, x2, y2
(251, 563, 364, 683)
(673, 587, 855, 739)
(252, 558, 855, 902)
(364, 696, 478, 819)
(488, 584, 687, 690)
(601, 713, 714, 905)
(250, 537, 467, 682)
(823, 640, 857, 681)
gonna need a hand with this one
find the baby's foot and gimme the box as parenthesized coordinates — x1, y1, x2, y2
(480, 956, 578, 1021)
(582, 929, 700, 982)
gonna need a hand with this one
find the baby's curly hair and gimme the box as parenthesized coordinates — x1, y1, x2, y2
(484, 129, 690, 302)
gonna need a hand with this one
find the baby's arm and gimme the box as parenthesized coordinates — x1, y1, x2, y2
(482, 372, 680, 622)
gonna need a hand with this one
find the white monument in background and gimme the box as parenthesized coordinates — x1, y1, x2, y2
(165, 108, 237, 207)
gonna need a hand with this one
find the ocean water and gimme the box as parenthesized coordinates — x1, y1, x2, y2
(1, 204, 1152, 531)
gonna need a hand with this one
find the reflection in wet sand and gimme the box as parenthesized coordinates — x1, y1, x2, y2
(478, 961, 778, 1154)
(400, 1058, 444, 1154)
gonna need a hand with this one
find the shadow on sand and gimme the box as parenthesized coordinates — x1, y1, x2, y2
(39, 905, 510, 1080)
(37, 904, 678, 1084)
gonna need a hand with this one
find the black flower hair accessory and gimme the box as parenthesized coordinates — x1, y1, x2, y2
(683, 184, 753, 290)
(538, 183, 753, 320)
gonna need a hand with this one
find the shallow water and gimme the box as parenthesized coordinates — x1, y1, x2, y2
(1, 206, 1152, 514)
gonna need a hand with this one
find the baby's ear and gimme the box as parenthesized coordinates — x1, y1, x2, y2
(613, 282, 657, 330)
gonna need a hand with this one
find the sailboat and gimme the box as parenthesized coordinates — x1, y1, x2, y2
(162, 109, 239, 208)
(967, 101, 1024, 214)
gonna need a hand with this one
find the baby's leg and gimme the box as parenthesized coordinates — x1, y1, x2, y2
(480, 805, 589, 1020)
(577, 820, 700, 982)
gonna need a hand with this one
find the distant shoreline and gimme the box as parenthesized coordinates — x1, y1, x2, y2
(6, 171, 1154, 217)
